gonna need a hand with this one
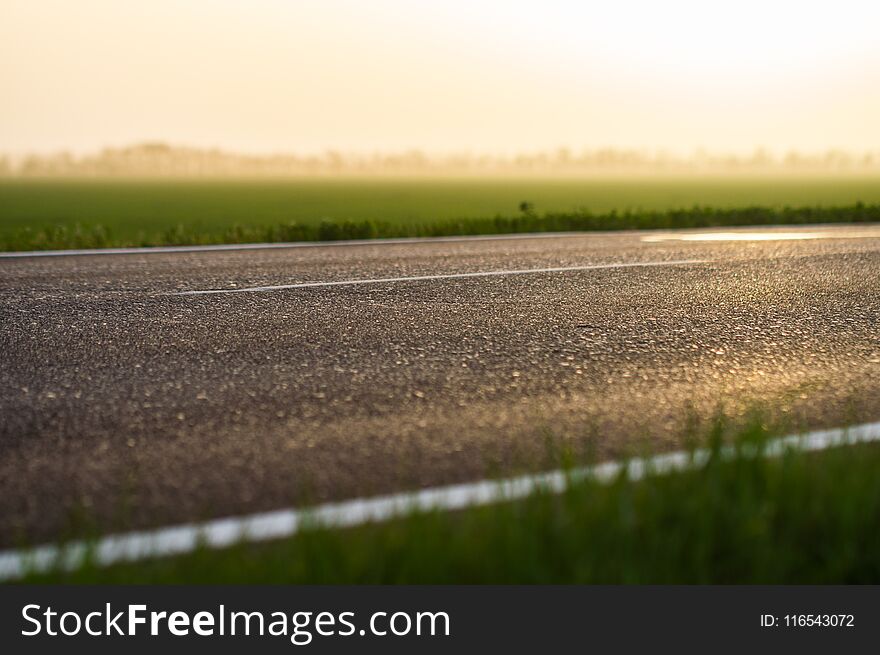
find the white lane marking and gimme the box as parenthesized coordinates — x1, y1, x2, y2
(642, 230, 880, 243)
(0, 419, 878, 581)
(174, 259, 708, 295)
(0, 232, 603, 259)
(4, 225, 878, 259)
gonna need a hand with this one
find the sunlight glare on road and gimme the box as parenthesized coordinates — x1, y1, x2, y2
(641, 229, 880, 242)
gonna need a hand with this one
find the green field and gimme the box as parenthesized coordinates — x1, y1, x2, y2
(2, 176, 880, 250)
(17, 422, 880, 584)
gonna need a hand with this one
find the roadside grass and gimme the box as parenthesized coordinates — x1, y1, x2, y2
(2, 202, 880, 251)
(2, 177, 880, 250)
(16, 421, 880, 584)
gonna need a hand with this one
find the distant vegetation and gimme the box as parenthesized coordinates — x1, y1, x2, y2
(4, 203, 879, 251)
(2, 177, 880, 251)
(4, 142, 880, 177)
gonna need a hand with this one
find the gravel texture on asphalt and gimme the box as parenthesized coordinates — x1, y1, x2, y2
(1, 225, 879, 545)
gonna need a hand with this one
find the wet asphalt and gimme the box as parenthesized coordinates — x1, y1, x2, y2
(1, 224, 879, 545)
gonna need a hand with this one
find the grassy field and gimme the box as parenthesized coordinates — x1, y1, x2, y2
(18, 422, 880, 584)
(1, 176, 880, 250)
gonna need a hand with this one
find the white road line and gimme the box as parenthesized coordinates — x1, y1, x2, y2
(1, 419, 878, 581)
(3, 224, 878, 259)
(0, 232, 602, 259)
(174, 259, 708, 295)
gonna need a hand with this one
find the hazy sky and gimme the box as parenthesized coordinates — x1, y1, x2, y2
(2, 0, 879, 155)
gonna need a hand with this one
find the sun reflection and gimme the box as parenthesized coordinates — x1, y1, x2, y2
(641, 229, 880, 242)
(643, 232, 825, 242)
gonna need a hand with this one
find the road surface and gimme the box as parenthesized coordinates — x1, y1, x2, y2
(1, 224, 879, 545)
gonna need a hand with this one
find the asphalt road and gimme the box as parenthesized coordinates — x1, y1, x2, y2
(2, 225, 879, 545)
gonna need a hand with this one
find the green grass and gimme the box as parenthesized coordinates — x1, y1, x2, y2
(2, 176, 880, 250)
(19, 423, 880, 584)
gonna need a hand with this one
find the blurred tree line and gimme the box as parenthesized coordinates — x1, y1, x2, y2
(4, 143, 880, 177)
